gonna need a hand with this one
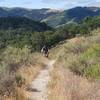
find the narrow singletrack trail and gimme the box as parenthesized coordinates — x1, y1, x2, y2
(29, 60, 55, 100)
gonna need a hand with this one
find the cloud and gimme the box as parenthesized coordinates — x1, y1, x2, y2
(21, 1, 32, 5)
(42, 0, 66, 3)
(88, 2, 100, 7)
(42, 0, 97, 8)
(42, 0, 93, 3)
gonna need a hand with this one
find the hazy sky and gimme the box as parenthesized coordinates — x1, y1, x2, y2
(0, 0, 100, 9)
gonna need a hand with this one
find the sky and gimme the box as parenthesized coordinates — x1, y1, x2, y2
(0, 0, 100, 9)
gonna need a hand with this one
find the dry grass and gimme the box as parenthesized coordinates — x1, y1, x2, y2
(49, 29, 100, 100)
(0, 65, 44, 100)
(14, 65, 43, 99)
(48, 63, 65, 100)
(18, 65, 42, 85)
(67, 37, 85, 44)
(12, 54, 48, 100)
(0, 51, 48, 100)
(48, 64, 100, 100)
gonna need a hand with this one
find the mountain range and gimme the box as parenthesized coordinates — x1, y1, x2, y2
(0, 6, 100, 27)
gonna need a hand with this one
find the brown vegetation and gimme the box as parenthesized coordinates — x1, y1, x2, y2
(48, 62, 100, 100)
(0, 47, 48, 100)
(48, 29, 100, 100)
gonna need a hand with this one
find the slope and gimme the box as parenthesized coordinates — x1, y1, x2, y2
(0, 7, 61, 21)
(0, 17, 52, 31)
(48, 29, 100, 100)
(43, 7, 100, 27)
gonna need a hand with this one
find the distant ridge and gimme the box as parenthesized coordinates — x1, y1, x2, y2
(0, 6, 100, 27)
(0, 17, 52, 31)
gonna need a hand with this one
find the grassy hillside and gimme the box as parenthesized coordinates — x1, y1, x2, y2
(49, 29, 100, 100)
(51, 28, 100, 79)
(0, 46, 49, 100)
(0, 28, 99, 100)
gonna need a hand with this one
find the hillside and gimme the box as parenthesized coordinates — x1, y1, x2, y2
(0, 17, 53, 51)
(0, 29, 99, 100)
(49, 29, 100, 100)
(0, 16, 99, 52)
(0, 7, 61, 21)
(0, 7, 100, 27)
(43, 7, 100, 27)
(0, 17, 52, 31)
(51, 29, 100, 79)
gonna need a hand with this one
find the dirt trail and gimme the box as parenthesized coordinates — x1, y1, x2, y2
(29, 60, 55, 100)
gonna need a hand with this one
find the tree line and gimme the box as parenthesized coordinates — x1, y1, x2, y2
(0, 16, 100, 51)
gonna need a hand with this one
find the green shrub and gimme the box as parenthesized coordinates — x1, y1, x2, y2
(67, 43, 100, 78)
(15, 75, 25, 87)
(61, 29, 100, 79)
(80, 44, 100, 60)
(85, 64, 100, 79)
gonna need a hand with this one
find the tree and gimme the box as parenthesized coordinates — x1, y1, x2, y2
(30, 32, 46, 51)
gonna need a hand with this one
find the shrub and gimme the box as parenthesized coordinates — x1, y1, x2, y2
(15, 75, 25, 87)
(85, 64, 100, 79)
(0, 46, 33, 97)
(68, 42, 100, 78)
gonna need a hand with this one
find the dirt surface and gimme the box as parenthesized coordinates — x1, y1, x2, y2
(28, 60, 55, 100)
